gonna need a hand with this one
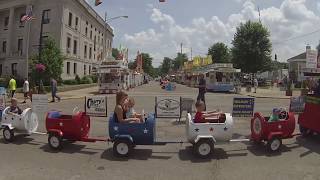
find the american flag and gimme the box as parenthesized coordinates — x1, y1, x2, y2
(21, 6, 34, 22)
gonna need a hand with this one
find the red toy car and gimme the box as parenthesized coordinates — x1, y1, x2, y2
(298, 95, 320, 136)
(46, 110, 105, 150)
(250, 109, 295, 152)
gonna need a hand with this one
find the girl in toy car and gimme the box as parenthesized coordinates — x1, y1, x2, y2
(114, 91, 141, 123)
(194, 101, 221, 123)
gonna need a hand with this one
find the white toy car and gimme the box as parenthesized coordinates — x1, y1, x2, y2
(1, 107, 38, 142)
(186, 113, 233, 158)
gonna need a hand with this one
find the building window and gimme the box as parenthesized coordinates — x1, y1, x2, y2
(89, 47, 92, 59)
(2, 41, 6, 53)
(84, 65, 86, 75)
(94, 36, 96, 51)
(11, 63, 17, 76)
(84, 45, 87, 58)
(85, 27, 88, 36)
(89, 65, 91, 74)
(66, 37, 71, 53)
(0, 64, 2, 76)
(73, 40, 77, 55)
(4, 17, 9, 30)
(68, 12, 72, 27)
(86, 21, 88, 25)
(67, 62, 70, 74)
(75, 17, 78, 30)
(73, 63, 77, 74)
(18, 38, 23, 55)
(43, 9, 51, 24)
(90, 31, 92, 39)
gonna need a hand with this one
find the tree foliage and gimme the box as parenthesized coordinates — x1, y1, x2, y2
(208, 42, 231, 63)
(173, 53, 188, 70)
(112, 48, 120, 59)
(30, 37, 64, 84)
(160, 57, 173, 75)
(231, 21, 272, 73)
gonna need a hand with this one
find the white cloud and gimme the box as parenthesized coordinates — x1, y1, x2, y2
(123, 0, 320, 66)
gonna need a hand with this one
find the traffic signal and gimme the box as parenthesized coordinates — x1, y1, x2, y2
(95, 0, 102, 6)
(159, 0, 166, 2)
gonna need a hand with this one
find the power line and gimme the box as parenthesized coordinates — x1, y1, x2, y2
(273, 28, 320, 45)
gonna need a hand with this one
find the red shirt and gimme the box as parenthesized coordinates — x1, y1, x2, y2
(194, 112, 204, 123)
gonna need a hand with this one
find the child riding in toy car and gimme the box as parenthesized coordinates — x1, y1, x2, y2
(194, 101, 221, 123)
(8, 98, 22, 115)
(268, 108, 281, 122)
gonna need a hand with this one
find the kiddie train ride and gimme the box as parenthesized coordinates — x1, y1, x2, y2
(1, 107, 39, 142)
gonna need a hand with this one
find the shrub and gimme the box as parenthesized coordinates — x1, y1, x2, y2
(90, 75, 98, 83)
(80, 76, 93, 84)
(75, 75, 81, 84)
(63, 79, 78, 85)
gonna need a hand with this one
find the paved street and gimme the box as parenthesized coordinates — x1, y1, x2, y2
(0, 82, 319, 180)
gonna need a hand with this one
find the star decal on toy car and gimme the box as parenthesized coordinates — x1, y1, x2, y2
(143, 128, 148, 134)
(209, 127, 214, 132)
(195, 128, 199, 132)
(278, 125, 282, 129)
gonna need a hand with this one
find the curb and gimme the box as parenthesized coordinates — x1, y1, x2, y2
(246, 95, 290, 99)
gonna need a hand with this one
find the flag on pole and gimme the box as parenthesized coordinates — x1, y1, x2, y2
(21, 5, 35, 22)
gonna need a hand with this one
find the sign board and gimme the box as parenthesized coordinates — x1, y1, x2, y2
(0, 95, 5, 111)
(85, 96, 107, 117)
(306, 49, 318, 69)
(289, 96, 305, 113)
(32, 94, 48, 112)
(155, 96, 181, 118)
(232, 97, 255, 117)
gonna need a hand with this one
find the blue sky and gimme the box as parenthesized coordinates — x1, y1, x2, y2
(87, 0, 320, 67)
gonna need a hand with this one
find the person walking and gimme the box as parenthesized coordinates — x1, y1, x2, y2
(8, 76, 17, 98)
(253, 78, 258, 93)
(197, 74, 207, 110)
(22, 78, 29, 103)
(50, 78, 61, 102)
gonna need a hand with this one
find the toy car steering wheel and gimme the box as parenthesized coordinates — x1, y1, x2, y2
(278, 108, 288, 120)
(72, 106, 80, 115)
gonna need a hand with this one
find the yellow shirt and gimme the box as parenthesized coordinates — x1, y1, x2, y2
(9, 79, 16, 91)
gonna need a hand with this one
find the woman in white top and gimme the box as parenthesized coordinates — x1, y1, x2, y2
(22, 78, 29, 103)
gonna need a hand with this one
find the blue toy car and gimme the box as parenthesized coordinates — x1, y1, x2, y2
(109, 113, 156, 157)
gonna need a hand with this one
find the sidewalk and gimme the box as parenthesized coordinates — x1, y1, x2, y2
(240, 87, 300, 99)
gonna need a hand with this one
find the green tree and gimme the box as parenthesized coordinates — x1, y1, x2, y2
(160, 57, 173, 75)
(208, 42, 231, 63)
(112, 48, 120, 59)
(128, 61, 136, 70)
(231, 21, 272, 73)
(173, 53, 188, 70)
(30, 37, 64, 84)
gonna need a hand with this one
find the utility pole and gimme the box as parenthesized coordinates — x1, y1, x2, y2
(258, 6, 261, 23)
(180, 43, 183, 54)
(38, 10, 45, 64)
(190, 47, 193, 61)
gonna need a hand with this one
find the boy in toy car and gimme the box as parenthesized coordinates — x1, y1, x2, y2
(194, 101, 221, 123)
(268, 108, 280, 122)
(9, 98, 22, 115)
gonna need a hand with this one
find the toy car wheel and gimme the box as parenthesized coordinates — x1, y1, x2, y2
(267, 137, 282, 152)
(48, 134, 62, 150)
(300, 126, 312, 137)
(3, 127, 14, 142)
(193, 139, 214, 158)
(113, 139, 133, 157)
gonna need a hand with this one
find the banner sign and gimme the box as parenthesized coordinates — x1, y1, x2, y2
(0, 95, 5, 111)
(85, 96, 107, 117)
(306, 49, 318, 69)
(32, 94, 48, 112)
(155, 96, 181, 118)
(232, 97, 255, 117)
(289, 96, 305, 113)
